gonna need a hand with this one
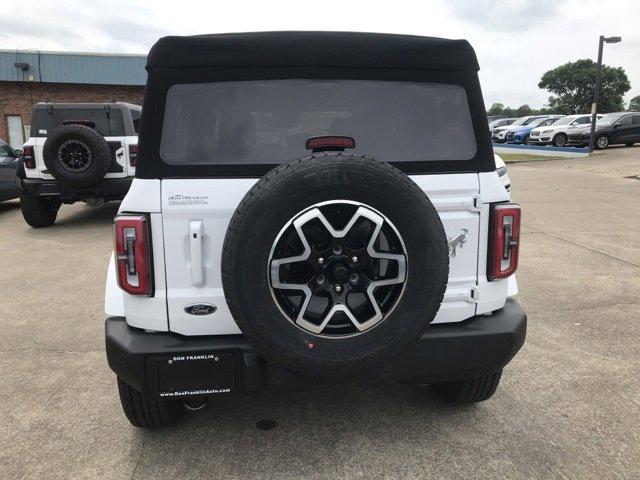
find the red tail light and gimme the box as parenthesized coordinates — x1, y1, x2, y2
(305, 136, 355, 151)
(114, 215, 153, 296)
(128, 144, 138, 166)
(22, 146, 35, 168)
(488, 203, 521, 280)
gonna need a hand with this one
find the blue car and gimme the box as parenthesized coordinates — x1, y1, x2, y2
(505, 116, 563, 144)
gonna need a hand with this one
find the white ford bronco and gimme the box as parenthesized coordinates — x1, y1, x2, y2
(105, 32, 526, 428)
(17, 102, 140, 227)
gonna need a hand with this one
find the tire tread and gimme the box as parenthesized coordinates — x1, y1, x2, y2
(19, 193, 59, 228)
(117, 378, 181, 428)
(432, 370, 502, 404)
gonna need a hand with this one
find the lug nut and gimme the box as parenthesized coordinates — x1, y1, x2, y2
(349, 273, 359, 285)
(334, 284, 343, 293)
(351, 256, 358, 263)
(316, 274, 326, 285)
(317, 257, 325, 265)
(333, 245, 342, 255)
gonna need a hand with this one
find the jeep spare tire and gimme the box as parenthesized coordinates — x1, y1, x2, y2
(222, 154, 449, 375)
(43, 124, 111, 187)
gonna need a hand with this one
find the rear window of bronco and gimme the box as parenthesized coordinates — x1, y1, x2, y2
(32, 108, 125, 137)
(159, 80, 477, 166)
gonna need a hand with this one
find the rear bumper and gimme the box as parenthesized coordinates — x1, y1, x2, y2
(18, 176, 132, 202)
(106, 299, 527, 399)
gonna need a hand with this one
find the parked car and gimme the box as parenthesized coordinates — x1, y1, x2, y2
(494, 154, 511, 191)
(529, 114, 603, 147)
(16, 102, 140, 227)
(567, 112, 640, 149)
(0, 139, 21, 202)
(105, 32, 526, 428)
(489, 117, 518, 134)
(505, 116, 563, 145)
(492, 115, 548, 143)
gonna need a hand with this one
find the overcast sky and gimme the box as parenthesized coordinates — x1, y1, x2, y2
(1, 0, 638, 109)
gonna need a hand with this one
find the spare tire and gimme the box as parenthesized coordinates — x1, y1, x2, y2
(222, 153, 449, 375)
(43, 124, 111, 187)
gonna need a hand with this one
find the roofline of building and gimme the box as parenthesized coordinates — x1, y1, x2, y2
(0, 49, 146, 58)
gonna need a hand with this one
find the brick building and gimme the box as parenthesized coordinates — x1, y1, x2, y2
(0, 50, 146, 148)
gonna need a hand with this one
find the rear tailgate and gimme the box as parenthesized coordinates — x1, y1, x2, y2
(161, 173, 481, 335)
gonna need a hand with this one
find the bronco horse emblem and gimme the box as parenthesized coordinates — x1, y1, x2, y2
(447, 228, 469, 257)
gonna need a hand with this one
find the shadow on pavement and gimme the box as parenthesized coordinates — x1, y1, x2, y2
(119, 382, 489, 478)
(53, 201, 121, 229)
(0, 199, 20, 216)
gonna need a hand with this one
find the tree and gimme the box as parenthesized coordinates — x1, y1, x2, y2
(538, 59, 630, 114)
(487, 103, 505, 116)
(515, 104, 533, 116)
(629, 95, 640, 111)
(486, 103, 543, 117)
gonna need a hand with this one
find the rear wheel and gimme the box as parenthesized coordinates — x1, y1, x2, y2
(595, 134, 610, 150)
(431, 370, 502, 404)
(552, 133, 567, 147)
(117, 378, 182, 428)
(20, 193, 60, 228)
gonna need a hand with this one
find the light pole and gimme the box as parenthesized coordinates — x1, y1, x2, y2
(588, 35, 621, 153)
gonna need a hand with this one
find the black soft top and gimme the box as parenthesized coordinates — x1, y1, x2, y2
(137, 32, 494, 178)
(146, 31, 479, 71)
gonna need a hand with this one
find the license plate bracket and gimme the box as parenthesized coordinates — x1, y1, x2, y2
(152, 352, 235, 398)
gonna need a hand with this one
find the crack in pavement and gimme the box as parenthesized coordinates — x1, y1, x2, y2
(524, 301, 640, 316)
(522, 226, 640, 268)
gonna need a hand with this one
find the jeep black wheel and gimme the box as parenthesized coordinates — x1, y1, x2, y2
(20, 192, 60, 228)
(431, 370, 502, 404)
(552, 133, 567, 147)
(117, 378, 182, 428)
(43, 124, 111, 187)
(595, 134, 609, 150)
(222, 153, 449, 375)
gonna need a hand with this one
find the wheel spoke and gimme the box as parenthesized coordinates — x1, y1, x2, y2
(57, 140, 92, 173)
(269, 202, 407, 336)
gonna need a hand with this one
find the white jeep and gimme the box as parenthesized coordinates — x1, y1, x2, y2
(17, 102, 140, 227)
(105, 32, 526, 428)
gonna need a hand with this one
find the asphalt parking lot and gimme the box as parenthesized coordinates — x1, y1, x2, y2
(1, 147, 639, 479)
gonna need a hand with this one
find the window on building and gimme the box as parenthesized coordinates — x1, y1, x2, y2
(6, 115, 24, 149)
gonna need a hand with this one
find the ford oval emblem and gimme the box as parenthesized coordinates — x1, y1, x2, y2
(184, 303, 217, 315)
